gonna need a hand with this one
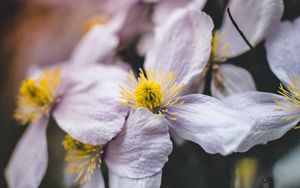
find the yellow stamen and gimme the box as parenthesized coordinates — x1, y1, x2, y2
(63, 135, 103, 185)
(276, 76, 300, 121)
(210, 31, 231, 62)
(120, 68, 184, 118)
(83, 16, 107, 33)
(234, 158, 258, 188)
(14, 68, 61, 125)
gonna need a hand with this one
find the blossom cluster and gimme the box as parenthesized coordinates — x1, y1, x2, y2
(4, 0, 300, 187)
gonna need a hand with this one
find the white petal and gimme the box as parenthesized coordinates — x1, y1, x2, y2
(54, 65, 129, 145)
(5, 117, 49, 188)
(70, 25, 118, 66)
(216, 0, 284, 58)
(144, 9, 213, 86)
(273, 144, 300, 188)
(105, 108, 172, 178)
(152, 0, 207, 25)
(82, 170, 105, 188)
(167, 94, 253, 155)
(265, 17, 300, 85)
(211, 64, 257, 99)
(225, 92, 299, 152)
(109, 170, 162, 188)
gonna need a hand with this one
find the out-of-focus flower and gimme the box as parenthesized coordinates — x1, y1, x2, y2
(222, 17, 300, 152)
(121, 9, 253, 156)
(273, 143, 300, 188)
(3, 0, 136, 107)
(233, 158, 259, 188)
(5, 26, 129, 188)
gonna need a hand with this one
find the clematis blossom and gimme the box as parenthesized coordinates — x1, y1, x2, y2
(62, 9, 255, 188)
(223, 17, 300, 152)
(5, 26, 129, 188)
(196, 0, 283, 98)
(120, 9, 253, 156)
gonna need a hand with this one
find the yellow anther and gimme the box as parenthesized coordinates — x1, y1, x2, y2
(120, 68, 184, 118)
(63, 135, 104, 185)
(276, 76, 300, 120)
(14, 68, 61, 125)
(210, 31, 231, 62)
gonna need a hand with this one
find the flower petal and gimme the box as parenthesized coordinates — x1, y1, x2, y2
(216, 0, 283, 58)
(5, 117, 49, 188)
(144, 9, 213, 86)
(265, 17, 300, 85)
(54, 65, 129, 145)
(109, 170, 162, 188)
(70, 25, 118, 66)
(167, 94, 253, 155)
(211, 64, 257, 99)
(273, 144, 300, 188)
(225, 92, 299, 152)
(82, 170, 105, 188)
(152, 0, 207, 25)
(105, 108, 172, 178)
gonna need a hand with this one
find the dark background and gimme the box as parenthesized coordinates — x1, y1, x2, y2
(1, 0, 300, 187)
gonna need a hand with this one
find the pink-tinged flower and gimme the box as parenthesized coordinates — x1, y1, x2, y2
(62, 9, 254, 188)
(222, 17, 300, 152)
(5, 26, 129, 188)
(62, 108, 171, 188)
(120, 9, 253, 156)
(208, 0, 284, 99)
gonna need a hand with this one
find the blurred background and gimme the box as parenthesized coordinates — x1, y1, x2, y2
(1, 0, 300, 187)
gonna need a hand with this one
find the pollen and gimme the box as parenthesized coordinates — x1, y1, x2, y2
(210, 31, 231, 62)
(63, 135, 104, 185)
(120, 68, 184, 119)
(14, 68, 61, 125)
(276, 76, 300, 120)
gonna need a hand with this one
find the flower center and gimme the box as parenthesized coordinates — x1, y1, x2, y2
(63, 135, 103, 185)
(14, 68, 61, 125)
(120, 68, 184, 119)
(276, 76, 300, 120)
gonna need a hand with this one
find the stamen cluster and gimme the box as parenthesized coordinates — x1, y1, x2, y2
(63, 135, 104, 185)
(120, 68, 184, 119)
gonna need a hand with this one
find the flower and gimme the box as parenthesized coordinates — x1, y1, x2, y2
(5, 26, 129, 188)
(207, 0, 284, 99)
(57, 9, 254, 188)
(222, 17, 300, 152)
(62, 107, 172, 187)
(120, 9, 253, 156)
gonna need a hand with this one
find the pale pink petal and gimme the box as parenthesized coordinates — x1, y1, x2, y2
(54, 65, 129, 145)
(70, 25, 119, 66)
(5, 117, 49, 188)
(211, 64, 257, 99)
(82, 170, 105, 188)
(216, 0, 283, 59)
(153, 0, 207, 25)
(167, 94, 253, 155)
(225, 92, 299, 152)
(109, 170, 162, 188)
(144, 9, 213, 86)
(105, 108, 172, 178)
(266, 17, 300, 85)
